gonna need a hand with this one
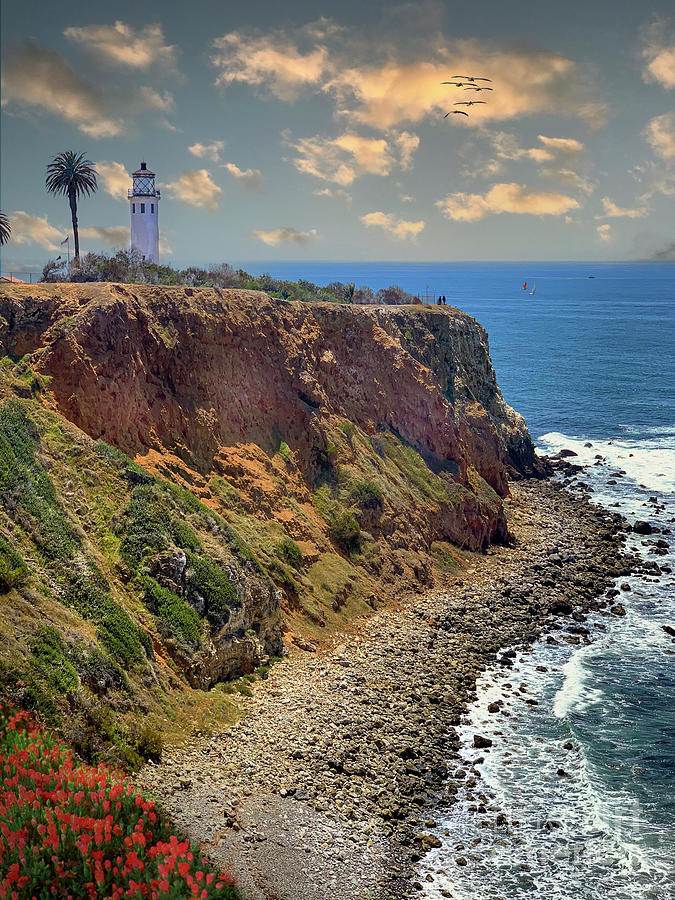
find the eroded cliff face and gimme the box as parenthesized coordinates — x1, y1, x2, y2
(0, 283, 546, 744)
(365, 305, 549, 479)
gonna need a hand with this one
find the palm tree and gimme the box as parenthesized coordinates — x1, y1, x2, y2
(45, 151, 97, 262)
(0, 212, 10, 246)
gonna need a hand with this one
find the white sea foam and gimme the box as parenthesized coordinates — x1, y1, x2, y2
(537, 432, 675, 494)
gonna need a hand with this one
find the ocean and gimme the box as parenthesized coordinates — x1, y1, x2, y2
(242, 261, 675, 899)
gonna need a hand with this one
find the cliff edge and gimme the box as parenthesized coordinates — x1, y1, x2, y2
(0, 283, 547, 757)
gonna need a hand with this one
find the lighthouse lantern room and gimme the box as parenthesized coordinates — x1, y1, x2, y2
(129, 162, 160, 264)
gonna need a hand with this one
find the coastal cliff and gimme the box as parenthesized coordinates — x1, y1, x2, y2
(0, 283, 544, 757)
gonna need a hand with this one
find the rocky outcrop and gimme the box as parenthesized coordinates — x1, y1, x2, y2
(365, 304, 550, 478)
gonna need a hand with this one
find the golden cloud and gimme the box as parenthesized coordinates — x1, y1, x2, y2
(287, 130, 419, 185)
(96, 161, 131, 200)
(361, 211, 425, 240)
(251, 226, 317, 245)
(8, 211, 66, 250)
(211, 25, 606, 131)
(165, 169, 222, 210)
(64, 21, 177, 70)
(437, 183, 580, 221)
(644, 112, 675, 159)
(2, 42, 126, 138)
(80, 225, 130, 246)
(189, 141, 226, 162)
(598, 197, 648, 218)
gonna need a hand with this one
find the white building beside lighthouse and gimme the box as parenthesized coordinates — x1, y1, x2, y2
(129, 162, 160, 264)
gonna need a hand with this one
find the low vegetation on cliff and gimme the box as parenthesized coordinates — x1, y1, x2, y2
(40, 250, 419, 305)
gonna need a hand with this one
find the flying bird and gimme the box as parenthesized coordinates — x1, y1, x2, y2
(441, 81, 472, 87)
(444, 110, 469, 117)
(464, 86, 493, 91)
(455, 100, 487, 106)
(452, 75, 492, 82)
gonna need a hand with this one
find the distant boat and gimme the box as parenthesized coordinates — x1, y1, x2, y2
(523, 281, 527, 290)
(588, 275, 595, 279)
(529, 282, 536, 295)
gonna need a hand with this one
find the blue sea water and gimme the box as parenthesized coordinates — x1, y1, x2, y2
(242, 261, 675, 898)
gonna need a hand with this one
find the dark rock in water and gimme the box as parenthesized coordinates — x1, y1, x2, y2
(556, 769, 570, 778)
(455, 857, 468, 867)
(633, 521, 655, 535)
(487, 701, 501, 713)
(562, 741, 575, 751)
(610, 604, 627, 617)
(473, 735, 493, 749)
(584, 442, 593, 448)
(662, 625, 675, 638)
(550, 598, 574, 614)
(556, 449, 578, 458)
(620, 582, 632, 592)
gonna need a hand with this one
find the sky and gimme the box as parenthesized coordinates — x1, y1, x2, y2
(2, 0, 675, 274)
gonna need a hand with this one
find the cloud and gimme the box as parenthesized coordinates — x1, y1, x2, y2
(644, 112, 675, 159)
(640, 19, 675, 89)
(8, 212, 66, 250)
(210, 21, 606, 131)
(2, 42, 126, 137)
(189, 141, 226, 162)
(598, 197, 648, 219)
(64, 21, 177, 70)
(596, 223, 613, 243)
(165, 170, 222, 210)
(80, 225, 130, 246)
(139, 86, 174, 111)
(436, 182, 580, 221)
(286, 130, 418, 185)
(482, 132, 592, 190)
(361, 211, 425, 240)
(222, 162, 264, 190)
(212, 24, 329, 101)
(251, 226, 317, 245)
(96, 161, 130, 200)
(313, 187, 352, 205)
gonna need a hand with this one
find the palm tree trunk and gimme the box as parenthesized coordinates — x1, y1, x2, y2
(69, 189, 79, 262)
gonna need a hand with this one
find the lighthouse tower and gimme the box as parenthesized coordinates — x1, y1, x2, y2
(129, 162, 160, 264)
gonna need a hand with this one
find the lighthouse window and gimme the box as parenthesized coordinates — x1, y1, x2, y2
(132, 203, 135, 213)
(151, 203, 154, 213)
(140, 203, 146, 214)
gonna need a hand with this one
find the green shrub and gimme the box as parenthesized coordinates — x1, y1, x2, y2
(0, 401, 79, 561)
(339, 421, 355, 439)
(133, 724, 163, 763)
(73, 646, 130, 694)
(275, 536, 303, 570)
(0, 535, 28, 593)
(186, 553, 239, 627)
(350, 479, 384, 511)
(118, 484, 172, 569)
(97, 604, 145, 668)
(278, 441, 292, 462)
(171, 518, 201, 552)
(62, 569, 112, 621)
(328, 510, 361, 555)
(29, 627, 79, 696)
(143, 576, 202, 647)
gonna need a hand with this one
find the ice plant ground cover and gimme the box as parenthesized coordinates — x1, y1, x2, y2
(0, 707, 241, 899)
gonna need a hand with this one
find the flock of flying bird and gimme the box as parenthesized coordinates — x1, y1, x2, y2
(442, 74, 493, 118)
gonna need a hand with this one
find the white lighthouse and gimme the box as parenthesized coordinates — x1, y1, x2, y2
(129, 161, 160, 264)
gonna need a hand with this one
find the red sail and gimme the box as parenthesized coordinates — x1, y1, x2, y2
(523, 282, 527, 290)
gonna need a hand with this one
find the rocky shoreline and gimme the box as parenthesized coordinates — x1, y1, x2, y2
(140, 478, 639, 900)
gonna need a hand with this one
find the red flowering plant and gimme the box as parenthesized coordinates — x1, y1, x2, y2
(0, 707, 240, 899)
